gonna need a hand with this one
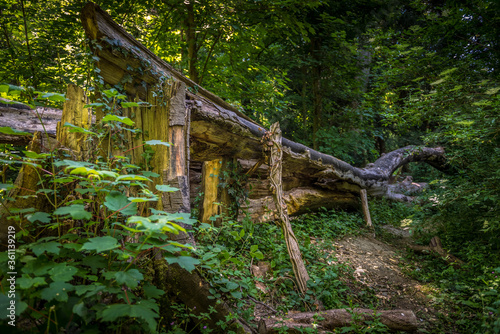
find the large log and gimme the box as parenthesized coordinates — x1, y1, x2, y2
(258, 308, 418, 333)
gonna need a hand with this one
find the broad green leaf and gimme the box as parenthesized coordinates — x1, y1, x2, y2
(166, 222, 186, 233)
(102, 114, 134, 126)
(58, 159, 95, 169)
(121, 102, 139, 108)
(73, 302, 89, 320)
(81, 236, 120, 253)
(144, 139, 170, 147)
(231, 291, 243, 299)
(164, 256, 200, 272)
(0, 183, 14, 191)
(75, 285, 98, 296)
(143, 284, 165, 299)
(103, 89, 118, 97)
(155, 184, 178, 192)
(141, 171, 160, 178)
(31, 241, 61, 256)
(0, 85, 8, 93)
(226, 281, 239, 290)
(70, 166, 98, 176)
(40, 92, 66, 102)
(40, 281, 74, 302)
(17, 275, 47, 289)
(23, 151, 50, 159)
(98, 170, 119, 179)
(83, 102, 106, 108)
(64, 122, 97, 135)
(251, 250, 264, 260)
(0, 293, 28, 318)
(104, 191, 137, 216)
(114, 223, 142, 233)
(27, 212, 51, 224)
(128, 196, 158, 202)
(114, 269, 143, 289)
(100, 303, 158, 332)
(127, 216, 150, 224)
(0, 127, 32, 136)
(53, 204, 92, 220)
(116, 174, 151, 182)
(82, 255, 107, 272)
(49, 263, 78, 282)
(168, 241, 194, 250)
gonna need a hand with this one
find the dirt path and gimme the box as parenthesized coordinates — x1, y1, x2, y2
(253, 226, 449, 333)
(333, 227, 440, 332)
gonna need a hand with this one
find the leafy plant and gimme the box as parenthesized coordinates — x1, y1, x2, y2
(0, 84, 196, 333)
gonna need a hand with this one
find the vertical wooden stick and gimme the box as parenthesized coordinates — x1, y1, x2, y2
(265, 122, 310, 294)
(360, 189, 372, 227)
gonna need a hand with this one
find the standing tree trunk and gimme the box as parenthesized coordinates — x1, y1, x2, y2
(185, 0, 199, 83)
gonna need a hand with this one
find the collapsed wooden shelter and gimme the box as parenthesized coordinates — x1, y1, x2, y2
(79, 3, 448, 224)
(0, 2, 452, 332)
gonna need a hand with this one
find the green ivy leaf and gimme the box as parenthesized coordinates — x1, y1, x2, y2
(114, 269, 143, 289)
(104, 191, 137, 216)
(81, 236, 120, 253)
(164, 256, 200, 272)
(53, 204, 92, 220)
(40, 281, 74, 302)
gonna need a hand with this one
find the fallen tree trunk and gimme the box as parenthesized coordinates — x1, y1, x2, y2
(79, 2, 449, 225)
(258, 308, 418, 333)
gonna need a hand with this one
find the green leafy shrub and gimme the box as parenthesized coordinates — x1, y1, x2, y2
(0, 85, 197, 333)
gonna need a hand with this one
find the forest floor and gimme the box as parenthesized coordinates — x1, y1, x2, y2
(332, 227, 442, 333)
